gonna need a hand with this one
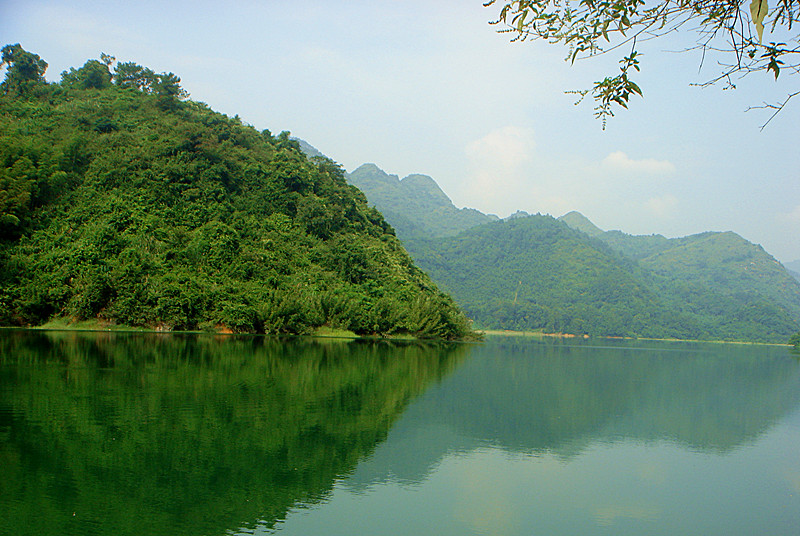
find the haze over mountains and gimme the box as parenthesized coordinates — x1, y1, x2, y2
(340, 159, 800, 343)
(347, 163, 498, 239)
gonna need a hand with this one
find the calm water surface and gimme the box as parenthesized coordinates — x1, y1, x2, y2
(1, 330, 799, 535)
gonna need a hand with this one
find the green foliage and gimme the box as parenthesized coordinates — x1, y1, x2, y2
(587, 227, 800, 339)
(791, 331, 800, 347)
(111, 60, 189, 101)
(570, 52, 643, 129)
(0, 43, 48, 94)
(0, 47, 476, 340)
(406, 214, 800, 342)
(406, 215, 677, 338)
(61, 59, 113, 89)
(485, 0, 800, 124)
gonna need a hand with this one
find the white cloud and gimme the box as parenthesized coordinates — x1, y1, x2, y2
(601, 151, 676, 175)
(466, 126, 535, 169)
(462, 126, 537, 214)
(644, 194, 679, 218)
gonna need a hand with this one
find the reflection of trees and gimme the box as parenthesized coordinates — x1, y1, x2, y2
(0, 330, 467, 536)
(347, 337, 800, 489)
(419, 338, 800, 456)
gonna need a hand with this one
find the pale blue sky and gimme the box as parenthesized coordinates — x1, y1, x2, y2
(2, 1, 798, 262)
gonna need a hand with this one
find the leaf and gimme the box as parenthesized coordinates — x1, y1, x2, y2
(749, 0, 768, 43)
(767, 57, 782, 79)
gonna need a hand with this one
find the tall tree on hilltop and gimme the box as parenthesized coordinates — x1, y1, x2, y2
(61, 60, 113, 90)
(0, 43, 48, 94)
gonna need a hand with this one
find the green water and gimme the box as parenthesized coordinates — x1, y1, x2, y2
(1, 330, 798, 535)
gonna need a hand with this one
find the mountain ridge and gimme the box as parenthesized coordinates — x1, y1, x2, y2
(325, 160, 800, 342)
(346, 163, 498, 240)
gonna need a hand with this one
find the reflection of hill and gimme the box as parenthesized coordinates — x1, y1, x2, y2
(346, 338, 800, 489)
(0, 330, 467, 536)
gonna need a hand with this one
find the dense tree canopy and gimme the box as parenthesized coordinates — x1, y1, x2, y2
(485, 0, 800, 125)
(401, 215, 800, 342)
(0, 43, 48, 94)
(0, 45, 476, 339)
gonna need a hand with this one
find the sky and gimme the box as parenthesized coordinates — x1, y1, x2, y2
(2, 1, 798, 262)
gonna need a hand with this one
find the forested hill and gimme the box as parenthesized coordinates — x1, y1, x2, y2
(338, 159, 799, 342)
(347, 163, 498, 239)
(407, 216, 800, 342)
(405, 216, 678, 338)
(0, 45, 475, 339)
(559, 213, 800, 325)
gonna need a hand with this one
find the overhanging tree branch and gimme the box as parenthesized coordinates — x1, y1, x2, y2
(484, 0, 800, 126)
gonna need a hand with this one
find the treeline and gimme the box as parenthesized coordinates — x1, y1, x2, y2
(0, 44, 476, 339)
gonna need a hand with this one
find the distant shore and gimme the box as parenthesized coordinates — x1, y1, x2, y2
(478, 328, 792, 346)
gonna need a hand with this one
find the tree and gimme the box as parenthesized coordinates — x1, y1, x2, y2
(111, 61, 188, 108)
(0, 43, 48, 94)
(114, 61, 158, 91)
(791, 331, 800, 347)
(61, 59, 113, 89)
(151, 71, 189, 110)
(152, 72, 188, 99)
(484, 0, 800, 126)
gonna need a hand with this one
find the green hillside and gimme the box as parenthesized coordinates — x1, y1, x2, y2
(640, 232, 800, 315)
(558, 210, 604, 237)
(405, 216, 699, 338)
(561, 214, 800, 341)
(347, 163, 497, 240)
(778, 259, 800, 283)
(0, 45, 474, 339)
(562, 214, 800, 308)
(407, 215, 800, 342)
(561, 215, 800, 330)
(342, 160, 799, 342)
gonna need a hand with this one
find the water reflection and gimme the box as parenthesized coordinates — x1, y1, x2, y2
(347, 337, 800, 490)
(2, 331, 799, 536)
(277, 337, 800, 536)
(0, 330, 467, 536)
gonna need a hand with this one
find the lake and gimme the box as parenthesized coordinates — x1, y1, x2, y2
(1, 329, 799, 535)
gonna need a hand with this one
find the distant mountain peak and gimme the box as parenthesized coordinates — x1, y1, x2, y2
(354, 162, 385, 174)
(558, 211, 604, 237)
(399, 174, 452, 206)
(347, 163, 497, 239)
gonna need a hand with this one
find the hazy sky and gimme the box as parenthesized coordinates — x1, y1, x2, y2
(3, 1, 798, 262)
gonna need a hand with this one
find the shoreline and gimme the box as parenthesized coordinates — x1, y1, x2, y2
(0, 322, 791, 347)
(1, 320, 439, 342)
(478, 328, 793, 347)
